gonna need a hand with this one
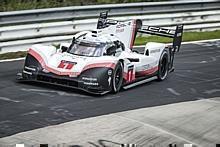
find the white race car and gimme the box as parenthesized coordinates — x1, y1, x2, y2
(18, 12, 183, 94)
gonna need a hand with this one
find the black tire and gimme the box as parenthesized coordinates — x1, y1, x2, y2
(112, 62, 123, 93)
(157, 50, 169, 81)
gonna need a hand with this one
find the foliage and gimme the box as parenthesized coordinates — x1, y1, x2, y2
(0, 0, 166, 11)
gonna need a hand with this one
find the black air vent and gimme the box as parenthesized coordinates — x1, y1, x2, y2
(92, 31, 97, 34)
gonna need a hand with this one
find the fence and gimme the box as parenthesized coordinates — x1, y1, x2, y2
(0, 0, 220, 53)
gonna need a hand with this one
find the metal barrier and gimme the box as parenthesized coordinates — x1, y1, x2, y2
(0, 0, 220, 53)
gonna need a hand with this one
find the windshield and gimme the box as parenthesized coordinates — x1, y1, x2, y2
(68, 42, 106, 57)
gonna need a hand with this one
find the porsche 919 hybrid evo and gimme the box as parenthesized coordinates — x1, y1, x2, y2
(17, 12, 184, 94)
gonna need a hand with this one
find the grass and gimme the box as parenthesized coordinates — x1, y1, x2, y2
(134, 30, 220, 45)
(0, 51, 27, 60)
(0, 30, 220, 60)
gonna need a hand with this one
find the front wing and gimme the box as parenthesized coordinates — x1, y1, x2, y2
(18, 68, 113, 95)
(18, 54, 115, 95)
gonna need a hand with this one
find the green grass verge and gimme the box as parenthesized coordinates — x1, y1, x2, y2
(0, 30, 220, 60)
(134, 30, 220, 45)
(0, 51, 27, 60)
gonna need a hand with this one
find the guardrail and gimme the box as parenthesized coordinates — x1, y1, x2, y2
(0, 0, 220, 53)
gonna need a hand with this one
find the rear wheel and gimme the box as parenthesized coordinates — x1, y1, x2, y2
(157, 50, 169, 81)
(112, 62, 123, 93)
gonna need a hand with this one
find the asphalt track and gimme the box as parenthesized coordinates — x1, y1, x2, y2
(0, 41, 220, 138)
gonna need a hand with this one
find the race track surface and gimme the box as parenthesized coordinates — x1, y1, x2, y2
(0, 41, 220, 138)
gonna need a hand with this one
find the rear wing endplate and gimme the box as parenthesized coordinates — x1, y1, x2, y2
(138, 25, 184, 52)
(97, 11, 108, 29)
(97, 11, 118, 29)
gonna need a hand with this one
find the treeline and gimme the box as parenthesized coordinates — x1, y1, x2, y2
(0, 0, 167, 11)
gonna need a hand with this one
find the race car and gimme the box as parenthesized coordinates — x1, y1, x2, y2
(17, 12, 183, 94)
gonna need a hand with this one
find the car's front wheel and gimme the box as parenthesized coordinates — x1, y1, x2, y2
(157, 50, 169, 81)
(112, 62, 123, 93)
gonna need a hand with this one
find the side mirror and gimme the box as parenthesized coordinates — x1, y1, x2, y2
(59, 43, 71, 53)
(61, 46, 68, 52)
(106, 46, 117, 55)
(72, 37, 75, 43)
(113, 41, 120, 48)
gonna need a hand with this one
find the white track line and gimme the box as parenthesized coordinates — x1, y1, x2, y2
(0, 57, 25, 63)
(114, 114, 200, 146)
(0, 96, 21, 103)
(167, 88, 181, 96)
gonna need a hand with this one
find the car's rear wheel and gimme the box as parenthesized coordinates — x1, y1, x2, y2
(157, 50, 169, 81)
(112, 62, 123, 93)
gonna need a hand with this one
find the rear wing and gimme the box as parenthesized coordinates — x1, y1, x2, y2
(138, 25, 184, 52)
(96, 11, 183, 52)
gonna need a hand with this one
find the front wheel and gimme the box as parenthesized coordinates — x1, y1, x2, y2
(157, 50, 169, 81)
(112, 62, 123, 93)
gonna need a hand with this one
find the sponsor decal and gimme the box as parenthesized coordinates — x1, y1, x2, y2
(116, 24, 126, 28)
(142, 64, 150, 69)
(145, 26, 175, 35)
(116, 23, 126, 33)
(116, 28, 124, 33)
(108, 77, 111, 86)
(150, 49, 160, 54)
(107, 70, 112, 86)
(83, 82, 99, 86)
(141, 61, 157, 70)
(82, 77, 99, 86)
(69, 73, 78, 77)
(82, 77, 97, 81)
(57, 60, 76, 70)
(108, 69, 112, 76)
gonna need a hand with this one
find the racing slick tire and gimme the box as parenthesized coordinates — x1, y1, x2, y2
(112, 62, 123, 93)
(157, 50, 169, 81)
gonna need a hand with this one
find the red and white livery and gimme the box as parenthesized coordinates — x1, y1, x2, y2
(18, 12, 184, 94)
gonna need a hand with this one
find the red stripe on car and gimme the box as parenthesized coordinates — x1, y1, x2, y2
(136, 66, 158, 76)
(28, 48, 115, 76)
(82, 63, 116, 72)
(130, 20, 137, 49)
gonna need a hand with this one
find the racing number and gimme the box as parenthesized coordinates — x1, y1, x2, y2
(127, 65, 135, 82)
(58, 60, 74, 70)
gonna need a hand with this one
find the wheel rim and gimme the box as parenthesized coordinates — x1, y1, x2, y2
(112, 62, 123, 93)
(160, 57, 167, 78)
(115, 66, 122, 88)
